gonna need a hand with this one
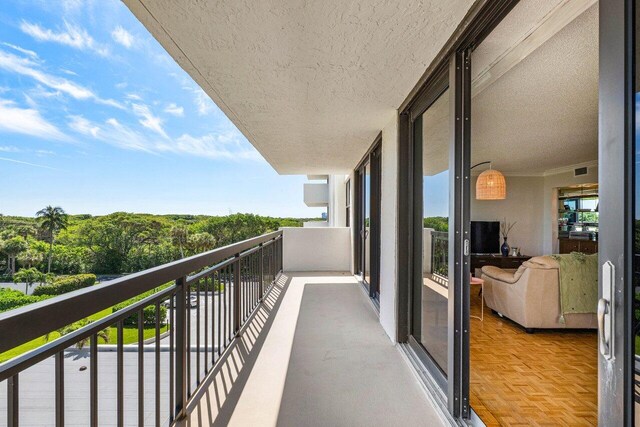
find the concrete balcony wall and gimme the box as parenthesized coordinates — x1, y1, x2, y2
(303, 183, 329, 207)
(282, 227, 351, 271)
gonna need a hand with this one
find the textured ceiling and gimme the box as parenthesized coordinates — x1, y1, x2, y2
(124, 0, 474, 174)
(423, 2, 598, 176)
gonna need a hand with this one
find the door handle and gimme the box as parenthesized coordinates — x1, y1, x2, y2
(598, 261, 615, 361)
(597, 298, 609, 357)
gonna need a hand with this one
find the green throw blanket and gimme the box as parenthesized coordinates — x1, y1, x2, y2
(550, 252, 598, 322)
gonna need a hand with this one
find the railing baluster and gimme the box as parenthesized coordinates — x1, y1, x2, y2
(117, 321, 124, 427)
(138, 310, 144, 427)
(169, 296, 174, 423)
(55, 351, 64, 427)
(234, 255, 241, 336)
(217, 269, 222, 357)
(186, 282, 191, 397)
(175, 276, 187, 420)
(196, 278, 201, 386)
(204, 276, 209, 373)
(259, 245, 264, 299)
(90, 334, 98, 427)
(155, 302, 161, 427)
(7, 374, 18, 427)
(227, 264, 232, 343)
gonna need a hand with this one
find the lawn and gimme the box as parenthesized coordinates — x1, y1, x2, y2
(0, 307, 169, 363)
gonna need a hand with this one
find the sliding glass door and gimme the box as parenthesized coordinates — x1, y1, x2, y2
(355, 139, 381, 299)
(599, 0, 636, 424)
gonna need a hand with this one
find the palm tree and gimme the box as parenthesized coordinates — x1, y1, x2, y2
(36, 206, 69, 273)
(171, 225, 188, 258)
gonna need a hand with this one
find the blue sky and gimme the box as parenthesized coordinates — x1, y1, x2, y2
(0, 0, 322, 218)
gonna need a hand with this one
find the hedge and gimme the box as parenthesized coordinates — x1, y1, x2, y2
(0, 288, 49, 312)
(32, 274, 97, 296)
(112, 289, 167, 326)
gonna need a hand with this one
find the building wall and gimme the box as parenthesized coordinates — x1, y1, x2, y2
(282, 227, 351, 271)
(470, 175, 545, 256)
(379, 113, 399, 342)
(469, 163, 598, 257)
(542, 164, 598, 254)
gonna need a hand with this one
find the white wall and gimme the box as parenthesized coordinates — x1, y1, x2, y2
(542, 164, 598, 254)
(379, 113, 399, 342)
(282, 227, 351, 272)
(471, 175, 545, 256)
(328, 174, 348, 227)
(470, 163, 598, 256)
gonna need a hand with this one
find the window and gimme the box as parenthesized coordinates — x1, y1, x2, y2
(346, 180, 351, 227)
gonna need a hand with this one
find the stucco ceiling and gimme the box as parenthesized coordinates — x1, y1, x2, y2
(423, 1, 598, 176)
(123, 0, 474, 174)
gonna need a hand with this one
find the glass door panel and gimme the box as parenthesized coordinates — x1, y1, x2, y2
(413, 87, 451, 375)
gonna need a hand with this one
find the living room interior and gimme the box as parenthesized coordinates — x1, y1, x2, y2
(421, 0, 599, 425)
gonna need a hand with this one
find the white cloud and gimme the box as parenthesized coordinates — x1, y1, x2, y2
(0, 145, 21, 152)
(0, 49, 124, 108)
(112, 26, 134, 49)
(0, 156, 57, 170)
(20, 20, 109, 56)
(68, 115, 260, 161)
(0, 99, 69, 141)
(132, 103, 168, 138)
(125, 93, 142, 101)
(68, 115, 99, 138)
(192, 87, 215, 115)
(1, 43, 38, 59)
(164, 103, 184, 117)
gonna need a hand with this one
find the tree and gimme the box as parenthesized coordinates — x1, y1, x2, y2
(45, 318, 110, 349)
(13, 267, 45, 293)
(171, 225, 188, 258)
(36, 206, 69, 273)
(187, 232, 216, 255)
(1, 236, 28, 275)
(18, 248, 44, 269)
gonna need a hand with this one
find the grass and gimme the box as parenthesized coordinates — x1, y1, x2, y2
(0, 307, 169, 363)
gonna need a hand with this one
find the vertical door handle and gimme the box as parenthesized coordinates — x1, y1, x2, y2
(598, 261, 614, 361)
(597, 298, 610, 357)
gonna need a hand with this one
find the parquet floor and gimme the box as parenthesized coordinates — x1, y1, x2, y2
(469, 286, 598, 426)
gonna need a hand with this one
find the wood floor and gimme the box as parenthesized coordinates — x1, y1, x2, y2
(469, 286, 598, 426)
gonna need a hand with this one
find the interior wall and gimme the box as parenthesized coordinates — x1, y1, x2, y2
(379, 113, 399, 342)
(542, 164, 598, 254)
(470, 164, 599, 257)
(471, 175, 545, 256)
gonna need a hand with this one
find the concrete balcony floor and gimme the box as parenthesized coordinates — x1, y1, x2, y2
(183, 272, 445, 427)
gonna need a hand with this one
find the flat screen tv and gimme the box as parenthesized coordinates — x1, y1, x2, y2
(470, 221, 500, 254)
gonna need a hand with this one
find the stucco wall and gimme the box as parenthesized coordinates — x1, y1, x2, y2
(470, 164, 598, 257)
(379, 113, 399, 342)
(282, 227, 351, 272)
(471, 175, 545, 256)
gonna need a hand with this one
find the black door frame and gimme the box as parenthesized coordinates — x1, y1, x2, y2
(396, 0, 520, 420)
(355, 135, 382, 300)
(599, 0, 635, 424)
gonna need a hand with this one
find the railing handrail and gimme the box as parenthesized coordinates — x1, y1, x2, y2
(0, 230, 282, 354)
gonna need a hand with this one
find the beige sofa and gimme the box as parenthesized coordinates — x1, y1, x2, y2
(481, 256, 597, 331)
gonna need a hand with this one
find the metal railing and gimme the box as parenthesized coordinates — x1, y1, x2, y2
(0, 230, 283, 426)
(430, 230, 448, 279)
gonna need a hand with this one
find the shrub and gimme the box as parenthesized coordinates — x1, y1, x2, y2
(112, 289, 168, 327)
(0, 288, 49, 312)
(189, 278, 224, 292)
(32, 273, 97, 296)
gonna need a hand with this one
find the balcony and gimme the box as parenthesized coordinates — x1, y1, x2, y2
(0, 229, 443, 426)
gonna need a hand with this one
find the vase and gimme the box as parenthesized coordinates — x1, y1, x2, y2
(501, 238, 510, 257)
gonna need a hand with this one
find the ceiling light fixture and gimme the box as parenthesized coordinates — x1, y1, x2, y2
(472, 161, 506, 200)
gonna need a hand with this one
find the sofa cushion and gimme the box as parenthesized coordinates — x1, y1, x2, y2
(481, 265, 526, 284)
(522, 255, 560, 270)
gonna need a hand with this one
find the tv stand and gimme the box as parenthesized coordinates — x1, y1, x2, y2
(470, 254, 531, 276)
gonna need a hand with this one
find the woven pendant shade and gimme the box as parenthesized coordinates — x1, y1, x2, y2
(476, 169, 506, 200)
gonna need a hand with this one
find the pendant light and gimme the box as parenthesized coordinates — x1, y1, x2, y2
(473, 161, 506, 200)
